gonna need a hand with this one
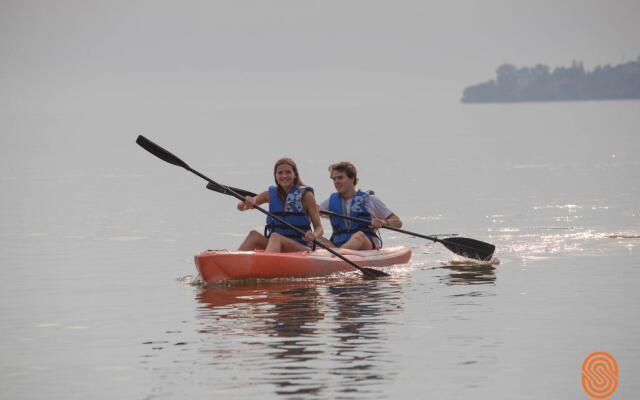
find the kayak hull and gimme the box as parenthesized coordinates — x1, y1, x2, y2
(195, 246, 412, 282)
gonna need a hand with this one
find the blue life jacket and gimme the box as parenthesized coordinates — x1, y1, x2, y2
(328, 190, 380, 247)
(264, 185, 313, 245)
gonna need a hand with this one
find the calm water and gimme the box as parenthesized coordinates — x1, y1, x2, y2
(1, 101, 639, 399)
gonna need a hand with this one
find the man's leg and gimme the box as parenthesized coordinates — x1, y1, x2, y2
(339, 231, 374, 251)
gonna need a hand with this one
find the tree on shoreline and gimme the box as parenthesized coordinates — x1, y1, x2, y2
(462, 57, 640, 103)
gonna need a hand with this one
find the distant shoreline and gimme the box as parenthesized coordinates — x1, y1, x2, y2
(460, 97, 640, 105)
(461, 57, 640, 103)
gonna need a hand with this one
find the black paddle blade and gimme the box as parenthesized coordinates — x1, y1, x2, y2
(206, 182, 257, 198)
(360, 267, 390, 279)
(439, 237, 495, 261)
(136, 135, 190, 169)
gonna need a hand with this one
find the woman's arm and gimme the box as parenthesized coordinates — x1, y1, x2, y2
(302, 191, 324, 240)
(237, 190, 269, 211)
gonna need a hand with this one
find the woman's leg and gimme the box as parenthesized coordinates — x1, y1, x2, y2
(238, 230, 269, 251)
(339, 231, 375, 251)
(265, 233, 311, 253)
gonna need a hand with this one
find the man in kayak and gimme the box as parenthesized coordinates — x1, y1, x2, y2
(318, 161, 402, 250)
(236, 157, 324, 253)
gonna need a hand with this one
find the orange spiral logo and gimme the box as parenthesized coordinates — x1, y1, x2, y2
(582, 352, 618, 399)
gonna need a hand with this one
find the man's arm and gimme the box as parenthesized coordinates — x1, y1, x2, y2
(383, 213, 402, 228)
(369, 196, 402, 229)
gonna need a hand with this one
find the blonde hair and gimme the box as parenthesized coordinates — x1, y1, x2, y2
(328, 161, 358, 185)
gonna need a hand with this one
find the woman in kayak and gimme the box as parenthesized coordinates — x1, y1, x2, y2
(236, 157, 324, 252)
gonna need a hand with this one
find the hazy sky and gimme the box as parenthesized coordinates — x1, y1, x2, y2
(1, 0, 639, 113)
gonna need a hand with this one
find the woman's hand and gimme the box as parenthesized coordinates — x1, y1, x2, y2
(303, 231, 317, 243)
(369, 218, 387, 229)
(237, 196, 256, 211)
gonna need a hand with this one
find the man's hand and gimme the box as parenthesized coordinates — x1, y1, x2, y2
(369, 218, 386, 229)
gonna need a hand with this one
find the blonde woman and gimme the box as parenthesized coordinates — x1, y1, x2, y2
(237, 158, 323, 253)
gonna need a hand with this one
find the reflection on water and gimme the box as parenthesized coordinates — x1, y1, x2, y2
(326, 282, 401, 391)
(188, 278, 405, 399)
(440, 263, 497, 286)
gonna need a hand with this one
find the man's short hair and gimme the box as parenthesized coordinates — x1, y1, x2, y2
(328, 161, 358, 185)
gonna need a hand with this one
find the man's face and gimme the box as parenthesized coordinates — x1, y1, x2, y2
(331, 170, 355, 195)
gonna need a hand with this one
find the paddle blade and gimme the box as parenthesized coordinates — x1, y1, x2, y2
(206, 182, 257, 198)
(360, 267, 390, 279)
(439, 237, 495, 261)
(136, 135, 189, 169)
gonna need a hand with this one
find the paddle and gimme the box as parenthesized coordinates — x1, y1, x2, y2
(319, 209, 495, 261)
(206, 182, 495, 261)
(136, 135, 389, 279)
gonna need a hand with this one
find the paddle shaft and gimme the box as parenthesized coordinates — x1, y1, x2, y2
(319, 209, 439, 242)
(205, 183, 459, 237)
(136, 135, 386, 277)
(320, 209, 493, 254)
(204, 182, 494, 260)
(204, 182, 446, 243)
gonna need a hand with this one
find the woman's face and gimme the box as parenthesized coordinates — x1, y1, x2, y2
(275, 164, 295, 188)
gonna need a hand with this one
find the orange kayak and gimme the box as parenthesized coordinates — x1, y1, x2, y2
(195, 246, 412, 282)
